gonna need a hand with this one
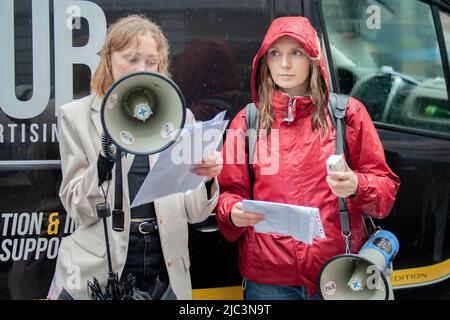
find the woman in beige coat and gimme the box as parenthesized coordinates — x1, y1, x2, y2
(48, 15, 222, 300)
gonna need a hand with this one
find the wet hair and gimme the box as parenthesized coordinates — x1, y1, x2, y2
(91, 14, 170, 97)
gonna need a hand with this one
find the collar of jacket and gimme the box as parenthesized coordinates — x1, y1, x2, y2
(271, 90, 315, 124)
(90, 94, 103, 137)
(91, 94, 102, 113)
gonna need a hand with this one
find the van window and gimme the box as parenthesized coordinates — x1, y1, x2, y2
(440, 11, 450, 71)
(321, 0, 450, 135)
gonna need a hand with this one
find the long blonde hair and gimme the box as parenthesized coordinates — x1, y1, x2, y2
(91, 14, 170, 97)
(257, 35, 328, 134)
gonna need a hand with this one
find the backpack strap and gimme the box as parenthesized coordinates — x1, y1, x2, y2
(245, 103, 259, 198)
(327, 93, 352, 253)
(327, 93, 349, 164)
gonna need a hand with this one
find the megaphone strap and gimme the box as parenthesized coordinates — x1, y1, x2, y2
(367, 216, 381, 232)
(338, 198, 351, 253)
(328, 94, 353, 253)
(113, 152, 124, 232)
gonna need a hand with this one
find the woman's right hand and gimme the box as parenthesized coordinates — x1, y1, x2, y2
(230, 202, 265, 227)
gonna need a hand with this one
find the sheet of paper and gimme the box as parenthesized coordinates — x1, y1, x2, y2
(131, 111, 228, 207)
(242, 200, 325, 244)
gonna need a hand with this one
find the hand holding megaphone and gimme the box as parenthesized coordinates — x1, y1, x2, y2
(97, 132, 116, 186)
(101, 131, 117, 161)
(325, 154, 359, 198)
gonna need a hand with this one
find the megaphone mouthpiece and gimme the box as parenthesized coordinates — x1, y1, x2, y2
(347, 262, 370, 292)
(125, 88, 154, 122)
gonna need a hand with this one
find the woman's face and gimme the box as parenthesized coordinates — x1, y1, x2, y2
(266, 36, 311, 97)
(110, 34, 160, 81)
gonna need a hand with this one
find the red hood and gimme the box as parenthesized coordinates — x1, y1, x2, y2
(251, 16, 329, 106)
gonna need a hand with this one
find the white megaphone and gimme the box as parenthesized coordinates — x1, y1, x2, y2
(318, 230, 399, 300)
(101, 71, 186, 156)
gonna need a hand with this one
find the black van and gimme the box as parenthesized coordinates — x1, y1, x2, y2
(0, 0, 448, 300)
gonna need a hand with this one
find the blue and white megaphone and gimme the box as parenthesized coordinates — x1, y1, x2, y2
(318, 230, 399, 300)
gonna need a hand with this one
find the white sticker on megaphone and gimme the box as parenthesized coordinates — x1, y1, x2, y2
(107, 93, 118, 109)
(120, 131, 135, 145)
(323, 281, 337, 296)
(161, 122, 175, 139)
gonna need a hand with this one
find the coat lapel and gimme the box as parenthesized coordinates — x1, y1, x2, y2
(90, 95, 103, 137)
(90, 95, 136, 174)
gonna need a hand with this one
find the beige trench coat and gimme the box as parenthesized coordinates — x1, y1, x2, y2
(48, 94, 218, 300)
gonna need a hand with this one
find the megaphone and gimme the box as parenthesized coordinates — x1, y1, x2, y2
(101, 71, 186, 155)
(318, 230, 399, 300)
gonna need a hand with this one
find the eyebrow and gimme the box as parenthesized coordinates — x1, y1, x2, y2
(123, 52, 159, 59)
(269, 46, 304, 51)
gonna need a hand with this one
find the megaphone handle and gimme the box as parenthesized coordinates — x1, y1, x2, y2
(101, 132, 116, 162)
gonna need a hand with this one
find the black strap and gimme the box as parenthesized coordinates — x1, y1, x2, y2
(112, 152, 124, 232)
(114, 154, 123, 211)
(328, 93, 351, 252)
(245, 103, 259, 198)
(327, 93, 350, 165)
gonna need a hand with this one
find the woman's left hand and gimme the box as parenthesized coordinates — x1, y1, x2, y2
(191, 151, 223, 181)
(326, 162, 359, 198)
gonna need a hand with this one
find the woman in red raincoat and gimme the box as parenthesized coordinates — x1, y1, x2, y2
(216, 16, 400, 300)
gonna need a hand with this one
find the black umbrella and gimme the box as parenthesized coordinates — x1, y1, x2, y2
(57, 273, 177, 300)
(57, 202, 177, 300)
(86, 273, 177, 300)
